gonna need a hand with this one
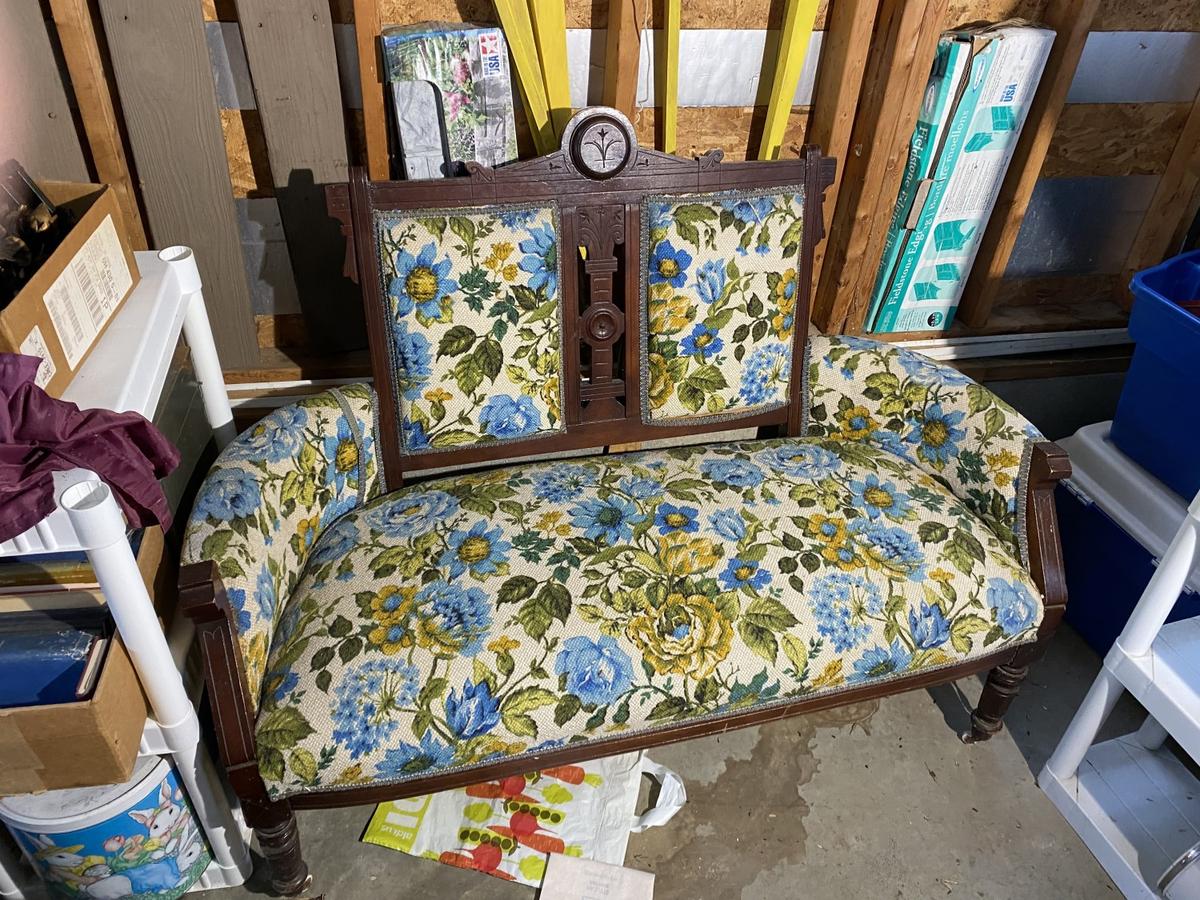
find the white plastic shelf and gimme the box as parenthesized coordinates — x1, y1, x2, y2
(0, 250, 197, 558)
(0, 248, 248, 898)
(1110, 617, 1200, 767)
(1042, 735, 1200, 900)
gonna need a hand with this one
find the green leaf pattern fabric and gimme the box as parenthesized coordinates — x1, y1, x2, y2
(805, 335, 1045, 565)
(640, 187, 805, 425)
(183, 385, 382, 713)
(252, 434, 1041, 799)
(376, 204, 566, 453)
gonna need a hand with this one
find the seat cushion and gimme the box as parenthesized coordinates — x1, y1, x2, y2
(255, 437, 1042, 798)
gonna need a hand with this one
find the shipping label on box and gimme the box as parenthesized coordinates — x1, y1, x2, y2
(0, 183, 138, 396)
(866, 25, 1055, 334)
(382, 24, 519, 178)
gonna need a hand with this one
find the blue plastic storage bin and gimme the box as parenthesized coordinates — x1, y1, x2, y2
(1111, 249, 1200, 502)
(1058, 422, 1200, 655)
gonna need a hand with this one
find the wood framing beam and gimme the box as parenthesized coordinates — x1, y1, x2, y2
(99, 0, 259, 368)
(1122, 89, 1200, 305)
(352, 0, 388, 180)
(48, 0, 147, 248)
(529, 0, 572, 140)
(603, 0, 644, 121)
(955, 0, 1101, 328)
(805, 0, 879, 299)
(757, 0, 821, 160)
(811, 0, 950, 334)
(494, 0, 555, 153)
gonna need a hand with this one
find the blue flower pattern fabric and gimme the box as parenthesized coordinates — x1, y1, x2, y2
(641, 187, 805, 425)
(183, 385, 382, 713)
(376, 204, 565, 453)
(185, 337, 1050, 800)
(806, 335, 1046, 565)
(250, 430, 1041, 799)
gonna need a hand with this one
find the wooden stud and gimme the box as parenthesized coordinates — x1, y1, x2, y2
(494, 0, 556, 154)
(353, 0, 388, 180)
(805, 0, 880, 300)
(757, 0, 821, 161)
(1122, 89, 1200, 306)
(955, 0, 1101, 329)
(660, 0, 681, 153)
(0, 1, 89, 182)
(528, 0, 572, 140)
(234, 0, 364, 353)
(99, 0, 259, 368)
(811, 0, 950, 334)
(48, 0, 147, 249)
(602, 0, 644, 121)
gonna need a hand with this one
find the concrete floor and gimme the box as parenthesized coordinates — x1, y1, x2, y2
(199, 623, 1144, 900)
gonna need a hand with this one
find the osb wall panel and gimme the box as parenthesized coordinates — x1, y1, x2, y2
(634, 106, 810, 161)
(220, 108, 273, 197)
(1092, 0, 1200, 32)
(1043, 102, 1191, 178)
(991, 273, 1119, 307)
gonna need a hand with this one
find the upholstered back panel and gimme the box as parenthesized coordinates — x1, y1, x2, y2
(375, 204, 566, 454)
(640, 186, 805, 425)
(330, 122, 835, 485)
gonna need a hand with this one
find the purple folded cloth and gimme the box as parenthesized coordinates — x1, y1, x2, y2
(0, 353, 181, 542)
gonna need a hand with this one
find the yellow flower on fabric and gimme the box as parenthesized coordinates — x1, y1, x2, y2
(659, 533, 721, 576)
(805, 514, 857, 569)
(424, 387, 452, 403)
(649, 290, 692, 335)
(334, 437, 358, 477)
(295, 514, 320, 553)
(986, 449, 1020, 487)
(488, 635, 519, 654)
(627, 593, 732, 679)
(929, 567, 955, 583)
(331, 764, 366, 785)
(771, 268, 798, 339)
(834, 405, 877, 442)
(536, 510, 572, 537)
(368, 585, 418, 654)
(502, 264, 518, 281)
(648, 353, 675, 409)
(484, 241, 514, 271)
(811, 658, 845, 689)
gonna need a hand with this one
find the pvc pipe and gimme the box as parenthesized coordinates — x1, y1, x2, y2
(1114, 492, 1200, 658)
(60, 480, 251, 877)
(1042, 669, 1124, 781)
(161, 246, 237, 449)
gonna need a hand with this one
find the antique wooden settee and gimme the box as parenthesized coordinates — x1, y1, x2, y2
(179, 108, 1069, 894)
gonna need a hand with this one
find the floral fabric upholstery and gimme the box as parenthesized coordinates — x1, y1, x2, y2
(641, 187, 805, 426)
(183, 385, 382, 713)
(805, 336, 1044, 565)
(252, 436, 1041, 799)
(376, 204, 566, 453)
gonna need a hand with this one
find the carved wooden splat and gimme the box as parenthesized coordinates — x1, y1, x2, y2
(575, 203, 627, 421)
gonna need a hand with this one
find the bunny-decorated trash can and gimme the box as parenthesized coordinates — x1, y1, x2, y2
(0, 755, 211, 898)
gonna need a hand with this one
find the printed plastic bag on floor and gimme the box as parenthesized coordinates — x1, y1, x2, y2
(362, 751, 685, 886)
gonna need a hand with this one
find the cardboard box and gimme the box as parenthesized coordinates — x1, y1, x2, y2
(382, 24, 519, 178)
(1, 182, 139, 394)
(0, 635, 148, 795)
(865, 23, 1054, 333)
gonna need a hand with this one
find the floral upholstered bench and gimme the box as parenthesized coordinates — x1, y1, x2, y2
(179, 108, 1069, 894)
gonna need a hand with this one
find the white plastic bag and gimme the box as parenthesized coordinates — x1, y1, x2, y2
(363, 751, 685, 886)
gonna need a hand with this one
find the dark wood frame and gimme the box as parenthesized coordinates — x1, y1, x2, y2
(181, 130, 1071, 895)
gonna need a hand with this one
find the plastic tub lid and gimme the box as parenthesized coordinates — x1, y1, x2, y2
(0, 755, 167, 831)
(1060, 421, 1200, 595)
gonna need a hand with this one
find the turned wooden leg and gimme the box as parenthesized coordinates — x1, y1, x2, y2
(253, 804, 311, 895)
(963, 643, 1043, 744)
